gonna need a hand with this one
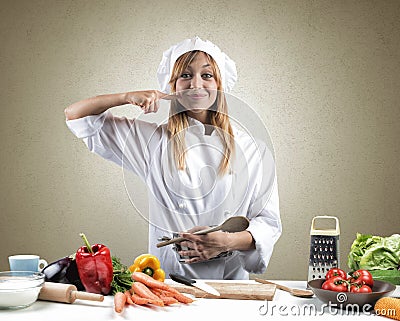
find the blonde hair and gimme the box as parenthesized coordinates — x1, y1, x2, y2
(167, 50, 235, 175)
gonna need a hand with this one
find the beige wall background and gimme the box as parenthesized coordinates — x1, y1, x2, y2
(1, 0, 399, 280)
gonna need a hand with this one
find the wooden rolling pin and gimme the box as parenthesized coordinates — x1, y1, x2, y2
(39, 282, 104, 304)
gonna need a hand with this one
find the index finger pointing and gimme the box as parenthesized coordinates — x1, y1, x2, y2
(158, 91, 176, 101)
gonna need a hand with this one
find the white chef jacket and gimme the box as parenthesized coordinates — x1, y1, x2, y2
(66, 111, 282, 279)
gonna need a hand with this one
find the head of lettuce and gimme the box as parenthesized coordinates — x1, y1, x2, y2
(348, 233, 400, 285)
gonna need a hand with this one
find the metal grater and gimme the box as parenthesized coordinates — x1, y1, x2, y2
(307, 216, 340, 283)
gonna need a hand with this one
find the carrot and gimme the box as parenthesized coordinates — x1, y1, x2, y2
(124, 290, 134, 305)
(152, 287, 194, 304)
(160, 295, 179, 305)
(131, 272, 193, 304)
(131, 291, 166, 306)
(130, 292, 153, 305)
(156, 289, 176, 297)
(114, 292, 127, 313)
(150, 288, 179, 305)
(132, 282, 164, 306)
(153, 286, 194, 304)
(150, 288, 162, 295)
(167, 290, 194, 304)
(131, 272, 172, 291)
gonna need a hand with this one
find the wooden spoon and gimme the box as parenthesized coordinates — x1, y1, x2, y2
(255, 278, 314, 298)
(156, 216, 250, 248)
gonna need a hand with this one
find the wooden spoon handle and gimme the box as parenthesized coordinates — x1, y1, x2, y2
(255, 278, 293, 293)
(192, 225, 220, 235)
(156, 226, 222, 247)
(156, 236, 185, 247)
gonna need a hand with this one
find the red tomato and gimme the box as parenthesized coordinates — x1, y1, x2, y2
(325, 268, 347, 280)
(349, 269, 374, 287)
(350, 284, 372, 293)
(322, 276, 348, 292)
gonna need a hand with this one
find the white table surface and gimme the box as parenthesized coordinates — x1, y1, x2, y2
(1, 280, 399, 321)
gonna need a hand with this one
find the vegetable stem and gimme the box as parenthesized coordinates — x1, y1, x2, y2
(79, 233, 94, 254)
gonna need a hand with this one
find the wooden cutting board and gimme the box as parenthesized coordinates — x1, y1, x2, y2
(170, 282, 276, 300)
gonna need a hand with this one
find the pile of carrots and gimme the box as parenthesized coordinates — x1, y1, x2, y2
(114, 271, 193, 313)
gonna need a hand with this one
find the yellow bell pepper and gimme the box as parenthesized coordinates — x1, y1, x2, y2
(128, 254, 165, 282)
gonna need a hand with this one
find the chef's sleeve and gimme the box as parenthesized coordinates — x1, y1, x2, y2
(239, 146, 282, 274)
(65, 111, 160, 180)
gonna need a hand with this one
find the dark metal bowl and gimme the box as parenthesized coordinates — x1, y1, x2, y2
(308, 278, 396, 310)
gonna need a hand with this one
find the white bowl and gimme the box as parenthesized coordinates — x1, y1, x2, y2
(0, 271, 45, 309)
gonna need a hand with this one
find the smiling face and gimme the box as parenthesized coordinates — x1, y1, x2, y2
(167, 50, 234, 174)
(171, 51, 220, 122)
(175, 51, 218, 92)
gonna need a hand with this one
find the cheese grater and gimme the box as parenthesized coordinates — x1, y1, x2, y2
(307, 216, 340, 283)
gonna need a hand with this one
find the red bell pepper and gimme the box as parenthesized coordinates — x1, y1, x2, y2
(76, 233, 113, 295)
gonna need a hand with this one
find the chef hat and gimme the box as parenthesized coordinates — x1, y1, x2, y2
(157, 36, 237, 93)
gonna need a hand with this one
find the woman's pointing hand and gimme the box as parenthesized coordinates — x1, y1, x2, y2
(125, 90, 175, 114)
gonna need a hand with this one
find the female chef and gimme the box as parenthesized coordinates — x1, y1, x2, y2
(65, 37, 282, 279)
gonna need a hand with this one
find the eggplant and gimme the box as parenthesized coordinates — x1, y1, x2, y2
(42, 255, 84, 291)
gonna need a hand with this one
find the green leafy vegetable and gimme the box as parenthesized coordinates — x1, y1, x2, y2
(370, 270, 400, 285)
(348, 233, 400, 285)
(111, 256, 133, 295)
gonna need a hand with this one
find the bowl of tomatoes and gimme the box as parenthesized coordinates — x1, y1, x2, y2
(308, 268, 396, 310)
